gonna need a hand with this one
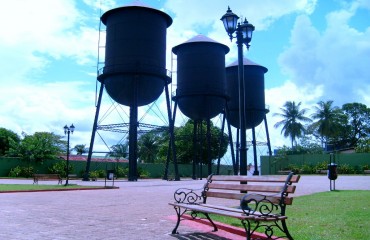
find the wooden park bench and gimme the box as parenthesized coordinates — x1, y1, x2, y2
(316, 169, 328, 174)
(169, 172, 300, 240)
(33, 174, 63, 185)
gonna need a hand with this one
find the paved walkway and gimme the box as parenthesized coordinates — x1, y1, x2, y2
(0, 175, 369, 239)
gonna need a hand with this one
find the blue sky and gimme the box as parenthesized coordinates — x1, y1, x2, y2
(0, 0, 369, 155)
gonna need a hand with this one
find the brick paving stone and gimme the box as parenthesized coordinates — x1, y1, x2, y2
(0, 176, 369, 239)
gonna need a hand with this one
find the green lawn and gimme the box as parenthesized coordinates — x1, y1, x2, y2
(0, 184, 105, 192)
(209, 190, 370, 240)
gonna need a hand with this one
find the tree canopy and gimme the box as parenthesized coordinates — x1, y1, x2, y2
(273, 101, 312, 148)
(274, 101, 370, 152)
(0, 128, 20, 156)
(7, 132, 66, 162)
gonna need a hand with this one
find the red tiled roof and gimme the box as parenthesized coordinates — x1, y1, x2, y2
(60, 155, 128, 163)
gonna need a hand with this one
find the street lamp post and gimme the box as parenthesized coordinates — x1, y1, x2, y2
(64, 124, 75, 186)
(221, 6, 255, 175)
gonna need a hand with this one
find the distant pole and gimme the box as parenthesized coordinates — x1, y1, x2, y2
(64, 124, 75, 186)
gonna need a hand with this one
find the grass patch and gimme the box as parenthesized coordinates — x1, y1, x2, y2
(208, 190, 370, 239)
(0, 184, 104, 192)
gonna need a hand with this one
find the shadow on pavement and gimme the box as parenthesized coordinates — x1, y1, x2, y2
(171, 232, 229, 240)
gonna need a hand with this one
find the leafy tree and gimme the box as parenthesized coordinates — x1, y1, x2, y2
(7, 132, 65, 162)
(341, 102, 370, 147)
(355, 138, 370, 153)
(73, 144, 88, 155)
(273, 101, 312, 148)
(0, 128, 20, 156)
(107, 143, 128, 160)
(172, 120, 228, 165)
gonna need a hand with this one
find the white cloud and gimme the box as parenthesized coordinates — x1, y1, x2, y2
(278, 2, 370, 107)
(0, 0, 99, 83)
(265, 81, 323, 147)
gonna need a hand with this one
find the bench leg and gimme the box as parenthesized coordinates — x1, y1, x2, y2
(172, 206, 182, 234)
(281, 219, 294, 240)
(203, 213, 218, 232)
(241, 219, 252, 240)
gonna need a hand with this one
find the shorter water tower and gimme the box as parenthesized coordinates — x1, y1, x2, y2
(171, 35, 229, 178)
(173, 35, 230, 120)
(226, 58, 268, 129)
(225, 58, 272, 175)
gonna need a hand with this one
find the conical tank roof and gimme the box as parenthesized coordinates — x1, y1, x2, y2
(226, 58, 268, 73)
(173, 34, 229, 54)
(101, 0, 172, 26)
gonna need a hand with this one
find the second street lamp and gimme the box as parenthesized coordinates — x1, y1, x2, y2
(64, 124, 75, 186)
(221, 6, 255, 175)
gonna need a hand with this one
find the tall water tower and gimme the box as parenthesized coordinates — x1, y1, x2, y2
(171, 35, 229, 178)
(84, 2, 176, 181)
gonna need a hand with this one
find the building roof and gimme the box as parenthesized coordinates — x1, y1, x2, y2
(60, 155, 128, 163)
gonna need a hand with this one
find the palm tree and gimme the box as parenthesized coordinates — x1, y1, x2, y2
(138, 132, 159, 163)
(108, 143, 128, 160)
(273, 101, 312, 148)
(310, 100, 342, 147)
(73, 144, 88, 155)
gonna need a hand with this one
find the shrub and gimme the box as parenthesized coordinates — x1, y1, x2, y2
(116, 166, 128, 178)
(8, 166, 22, 177)
(89, 170, 99, 180)
(314, 161, 328, 172)
(286, 164, 300, 174)
(20, 166, 34, 178)
(48, 161, 73, 177)
(301, 164, 315, 174)
(338, 164, 355, 174)
(8, 166, 34, 178)
(138, 167, 150, 178)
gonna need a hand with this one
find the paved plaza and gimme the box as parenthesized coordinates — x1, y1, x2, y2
(0, 175, 369, 239)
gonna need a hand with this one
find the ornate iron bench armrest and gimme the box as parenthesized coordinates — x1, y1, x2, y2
(173, 188, 204, 204)
(240, 193, 284, 217)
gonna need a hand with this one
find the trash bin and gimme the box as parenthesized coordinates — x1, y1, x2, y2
(327, 163, 338, 180)
(107, 170, 115, 180)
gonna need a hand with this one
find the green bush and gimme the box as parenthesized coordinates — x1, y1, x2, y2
(8, 166, 34, 178)
(115, 166, 128, 178)
(8, 166, 22, 177)
(20, 166, 34, 178)
(300, 164, 315, 174)
(286, 164, 300, 174)
(97, 169, 106, 178)
(48, 161, 73, 177)
(338, 164, 355, 174)
(89, 170, 99, 180)
(314, 161, 328, 172)
(138, 167, 150, 178)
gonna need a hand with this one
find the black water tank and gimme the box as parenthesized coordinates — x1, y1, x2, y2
(99, 2, 172, 106)
(226, 58, 268, 129)
(173, 35, 229, 120)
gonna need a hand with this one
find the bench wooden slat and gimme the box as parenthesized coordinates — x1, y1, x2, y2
(207, 182, 296, 194)
(210, 175, 300, 183)
(33, 174, 62, 185)
(205, 191, 294, 205)
(169, 202, 288, 222)
(200, 204, 289, 220)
